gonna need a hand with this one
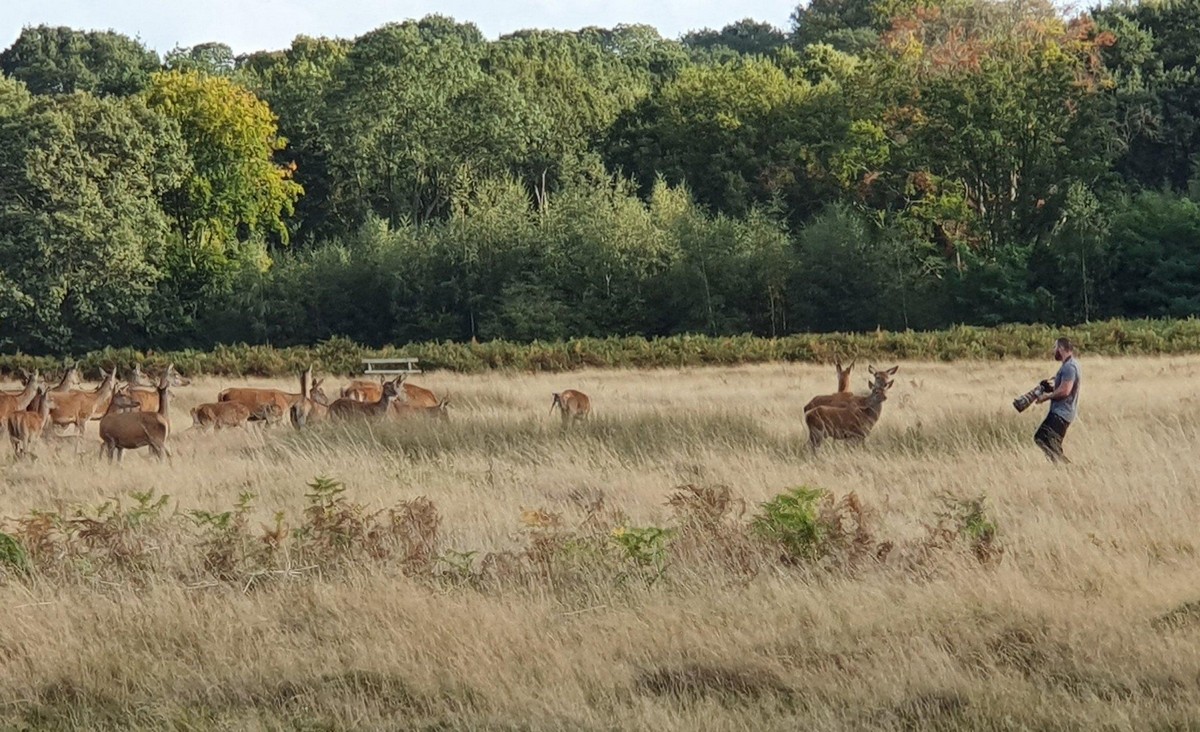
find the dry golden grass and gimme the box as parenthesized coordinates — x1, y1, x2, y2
(1, 357, 1199, 730)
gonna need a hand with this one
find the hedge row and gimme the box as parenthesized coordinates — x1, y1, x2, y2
(2, 319, 1199, 378)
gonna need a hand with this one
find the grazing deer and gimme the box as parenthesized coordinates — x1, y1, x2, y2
(7, 386, 55, 459)
(190, 401, 253, 430)
(0, 371, 42, 423)
(290, 367, 330, 428)
(393, 392, 451, 420)
(121, 364, 190, 413)
(48, 368, 119, 435)
(328, 378, 400, 420)
(806, 378, 893, 451)
(99, 375, 173, 462)
(804, 364, 898, 413)
(550, 389, 591, 428)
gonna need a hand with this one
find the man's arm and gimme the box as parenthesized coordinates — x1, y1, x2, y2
(1037, 378, 1074, 404)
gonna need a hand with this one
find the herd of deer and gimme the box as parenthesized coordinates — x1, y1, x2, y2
(0, 359, 894, 462)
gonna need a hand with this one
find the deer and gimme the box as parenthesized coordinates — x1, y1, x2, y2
(393, 392, 451, 421)
(804, 364, 898, 413)
(190, 401, 252, 430)
(99, 375, 173, 462)
(340, 374, 391, 402)
(48, 368, 119, 435)
(806, 378, 893, 451)
(835, 358, 855, 393)
(328, 378, 400, 420)
(290, 366, 331, 428)
(127, 364, 149, 387)
(120, 364, 191, 413)
(7, 386, 55, 459)
(0, 370, 42, 423)
(217, 373, 306, 423)
(550, 389, 591, 428)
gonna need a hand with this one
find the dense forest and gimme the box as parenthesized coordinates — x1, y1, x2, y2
(2, 0, 1200, 355)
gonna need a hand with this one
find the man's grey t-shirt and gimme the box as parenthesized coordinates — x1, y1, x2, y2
(1050, 357, 1081, 422)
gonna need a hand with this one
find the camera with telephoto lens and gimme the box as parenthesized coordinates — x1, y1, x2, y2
(1012, 379, 1054, 413)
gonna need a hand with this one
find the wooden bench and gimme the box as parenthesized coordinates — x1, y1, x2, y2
(361, 358, 421, 377)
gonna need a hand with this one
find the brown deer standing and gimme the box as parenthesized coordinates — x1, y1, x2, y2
(290, 367, 331, 428)
(804, 364, 898, 413)
(0, 371, 42, 423)
(328, 378, 400, 420)
(7, 386, 55, 459)
(217, 375, 306, 422)
(550, 390, 591, 428)
(48, 368, 119, 435)
(806, 378, 893, 451)
(99, 375, 173, 462)
(120, 364, 191, 413)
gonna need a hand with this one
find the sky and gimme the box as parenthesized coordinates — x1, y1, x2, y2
(3, 0, 796, 55)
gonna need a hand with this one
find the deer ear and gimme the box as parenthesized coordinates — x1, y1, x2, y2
(868, 365, 877, 375)
(887, 365, 899, 375)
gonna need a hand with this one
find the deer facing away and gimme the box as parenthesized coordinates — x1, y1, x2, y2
(7, 386, 55, 459)
(551, 390, 591, 428)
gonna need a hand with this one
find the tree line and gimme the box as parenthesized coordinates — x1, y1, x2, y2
(2, 1, 1199, 355)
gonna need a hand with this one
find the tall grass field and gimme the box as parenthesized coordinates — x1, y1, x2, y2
(0, 356, 1197, 730)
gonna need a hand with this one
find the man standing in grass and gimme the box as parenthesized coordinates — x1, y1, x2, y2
(1034, 337, 1080, 463)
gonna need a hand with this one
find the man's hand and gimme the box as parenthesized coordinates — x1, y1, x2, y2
(1042, 378, 1074, 403)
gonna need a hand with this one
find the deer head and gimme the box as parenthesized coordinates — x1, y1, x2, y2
(310, 378, 329, 406)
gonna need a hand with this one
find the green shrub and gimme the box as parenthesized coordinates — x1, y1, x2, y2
(750, 487, 825, 562)
(5, 317, 1200, 378)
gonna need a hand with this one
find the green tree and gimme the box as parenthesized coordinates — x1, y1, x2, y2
(322, 17, 529, 227)
(145, 69, 302, 254)
(790, 0, 880, 54)
(606, 58, 846, 219)
(238, 36, 350, 242)
(165, 42, 236, 76)
(0, 26, 160, 96)
(682, 19, 788, 59)
(0, 79, 189, 351)
(485, 30, 649, 207)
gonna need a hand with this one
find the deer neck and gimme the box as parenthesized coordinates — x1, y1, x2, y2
(157, 385, 170, 420)
(861, 396, 885, 426)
